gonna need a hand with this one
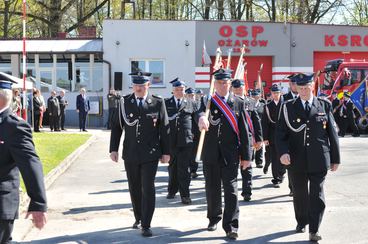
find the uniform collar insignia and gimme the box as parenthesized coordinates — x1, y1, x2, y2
(131, 98, 135, 103)
(147, 98, 152, 104)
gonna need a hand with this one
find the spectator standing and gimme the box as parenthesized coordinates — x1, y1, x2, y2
(76, 88, 90, 132)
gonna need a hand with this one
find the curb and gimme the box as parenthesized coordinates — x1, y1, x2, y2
(16, 133, 97, 240)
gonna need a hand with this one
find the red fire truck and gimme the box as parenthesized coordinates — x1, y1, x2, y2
(320, 59, 368, 130)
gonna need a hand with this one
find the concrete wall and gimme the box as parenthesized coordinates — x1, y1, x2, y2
(103, 20, 196, 97)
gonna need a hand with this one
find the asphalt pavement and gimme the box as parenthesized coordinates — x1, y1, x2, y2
(12, 130, 368, 243)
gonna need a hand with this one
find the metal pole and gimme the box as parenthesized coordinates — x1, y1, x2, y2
(22, 0, 27, 121)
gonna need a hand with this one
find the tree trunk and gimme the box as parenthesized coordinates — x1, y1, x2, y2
(3, 0, 10, 38)
(271, 0, 276, 21)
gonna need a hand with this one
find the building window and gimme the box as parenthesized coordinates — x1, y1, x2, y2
(0, 54, 11, 73)
(131, 59, 165, 87)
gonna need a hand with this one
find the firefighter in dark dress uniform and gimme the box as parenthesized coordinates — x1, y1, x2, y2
(231, 79, 263, 202)
(251, 89, 266, 169)
(262, 84, 286, 187)
(282, 74, 300, 196)
(276, 73, 340, 242)
(189, 89, 205, 179)
(165, 78, 198, 204)
(0, 80, 47, 243)
(109, 72, 170, 237)
(198, 69, 252, 240)
(338, 92, 360, 137)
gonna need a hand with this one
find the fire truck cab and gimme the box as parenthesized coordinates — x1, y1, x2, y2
(321, 59, 368, 130)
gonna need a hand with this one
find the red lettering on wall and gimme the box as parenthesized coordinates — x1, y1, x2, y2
(325, 35, 335, 46)
(259, 40, 268, 47)
(252, 26, 264, 39)
(337, 35, 348, 46)
(219, 25, 233, 37)
(364, 35, 368, 46)
(351, 35, 362, 46)
(236, 26, 248, 37)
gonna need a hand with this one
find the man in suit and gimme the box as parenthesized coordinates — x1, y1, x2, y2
(76, 88, 90, 132)
(165, 78, 198, 204)
(47, 90, 60, 132)
(33, 89, 42, 132)
(198, 69, 252, 240)
(262, 84, 285, 187)
(57, 90, 68, 130)
(231, 79, 263, 202)
(276, 73, 340, 242)
(0, 80, 47, 243)
(109, 71, 170, 237)
(251, 89, 267, 169)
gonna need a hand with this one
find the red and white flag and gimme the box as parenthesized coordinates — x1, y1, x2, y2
(202, 40, 212, 66)
(234, 60, 249, 95)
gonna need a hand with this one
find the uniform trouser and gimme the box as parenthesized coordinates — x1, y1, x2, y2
(0, 220, 14, 244)
(124, 160, 158, 229)
(167, 146, 192, 197)
(342, 115, 359, 135)
(264, 145, 271, 169)
(79, 111, 87, 130)
(241, 166, 252, 197)
(203, 158, 239, 233)
(60, 111, 65, 129)
(50, 114, 59, 131)
(255, 146, 263, 166)
(190, 136, 200, 173)
(270, 144, 286, 184)
(289, 170, 327, 233)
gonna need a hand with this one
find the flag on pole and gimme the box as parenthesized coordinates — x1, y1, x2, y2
(350, 76, 368, 116)
(234, 59, 248, 95)
(202, 40, 212, 66)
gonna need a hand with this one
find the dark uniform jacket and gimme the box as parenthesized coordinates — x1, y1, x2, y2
(0, 109, 47, 219)
(165, 96, 198, 152)
(200, 94, 252, 164)
(276, 97, 340, 172)
(47, 96, 60, 116)
(262, 100, 281, 145)
(110, 93, 170, 163)
(238, 96, 263, 143)
(283, 91, 298, 102)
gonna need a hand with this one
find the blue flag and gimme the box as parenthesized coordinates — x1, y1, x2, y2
(350, 80, 367, 116)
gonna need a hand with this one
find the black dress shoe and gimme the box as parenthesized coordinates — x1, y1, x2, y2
(141, 228, 153, 237)
(191, 172, 198, 179)
(132, 220, 140, 229)
(207, 222, 218, 231)
(243, 194, 251, 202)
(83, 129, 88, 132)
(256, 164, 263, 168)
(181, 197, 192, 205)
(296, 224, 306, 233)
(263, 167, 268, 174)
(309, 232, 322, 241)
(226, 231, 238, 240)
(166, 193, 175, 199)
(289, 191, 294, 197)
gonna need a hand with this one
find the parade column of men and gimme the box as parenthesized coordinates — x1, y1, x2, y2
(0, 80, 47, 243)
(198, 69, 253, 240)
(165, 78, 198, 204)
(276, 73, 340, 242)
(231, 79, 263, 202)
(109, 71, 170, 237)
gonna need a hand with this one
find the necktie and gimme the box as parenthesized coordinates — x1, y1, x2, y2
(177, 99, 181, 109)
(138, 98, 143, 112)
(305, 101, 311, 117)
